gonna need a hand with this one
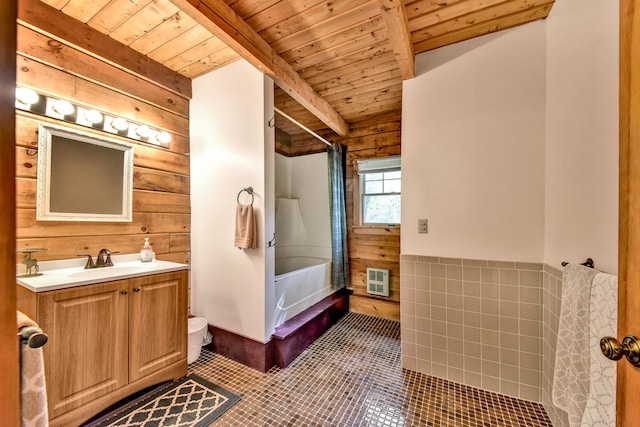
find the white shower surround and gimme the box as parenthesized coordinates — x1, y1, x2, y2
(275, 152, 331, 259)
(273, 153, 333, 326)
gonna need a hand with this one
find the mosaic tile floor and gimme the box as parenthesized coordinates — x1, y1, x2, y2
(189, 312, 553, 426)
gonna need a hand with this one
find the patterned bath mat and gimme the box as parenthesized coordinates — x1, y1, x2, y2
(93, 374, 241, 427)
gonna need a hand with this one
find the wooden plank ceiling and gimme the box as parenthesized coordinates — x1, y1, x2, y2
(38, 0, 554, 143)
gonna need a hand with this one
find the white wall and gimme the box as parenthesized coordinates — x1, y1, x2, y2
(190, 60, 276, 343)
(275, 152, 331, 259)
(402, 22, 547, 262)
(402, 2, 618, 269)
(544, 0, 619, 274)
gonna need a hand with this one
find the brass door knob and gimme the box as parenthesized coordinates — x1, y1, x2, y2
(600, 335, 640, 367)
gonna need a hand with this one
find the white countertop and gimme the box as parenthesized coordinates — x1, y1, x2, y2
(17, 254, 189, 292)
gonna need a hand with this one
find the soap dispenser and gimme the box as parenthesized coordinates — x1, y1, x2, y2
(140, 238, 153, 262)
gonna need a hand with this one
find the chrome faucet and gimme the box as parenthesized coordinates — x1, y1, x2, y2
(77, 249, 116, 269)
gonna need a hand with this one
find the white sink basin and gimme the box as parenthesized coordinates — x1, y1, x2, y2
(17, 255, 189, 292)
(68, 266, 145, 278)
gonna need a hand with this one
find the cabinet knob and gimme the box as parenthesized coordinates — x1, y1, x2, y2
(133, 287, 140, 292)
(120, 290, 128, 295)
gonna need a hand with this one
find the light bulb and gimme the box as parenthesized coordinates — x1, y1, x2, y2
(84, 109, 103, 124)
(52, 99, 74, 116)
(111, 117, 129, 131)
(156, 131, 171, 144)
(16, 87, 39, 105)
(135, 125, 151, 138)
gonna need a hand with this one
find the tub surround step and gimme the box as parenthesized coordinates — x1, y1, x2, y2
(206, 289, 351, 372)
(272, 289, 349, 368)
(207, 325, 275, 373)
(206, 289, 349, 372)
(272, 289, 349, 339)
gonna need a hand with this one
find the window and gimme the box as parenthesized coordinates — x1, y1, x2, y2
(357, 156, 401, 225)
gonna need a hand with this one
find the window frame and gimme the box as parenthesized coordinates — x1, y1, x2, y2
(352, 156, 401, 229)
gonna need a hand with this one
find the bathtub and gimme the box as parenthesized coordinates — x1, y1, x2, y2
(274, 256, 333, 326)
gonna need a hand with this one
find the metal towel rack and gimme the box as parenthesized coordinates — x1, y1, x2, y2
(19, 325, 48, 349)
(237, 186, 254, 205)
(561, 257, 595, 269)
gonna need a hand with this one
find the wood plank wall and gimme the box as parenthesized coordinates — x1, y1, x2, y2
(283, 111, 402, 320)
(15, 1, 191, 265)
(344, 112, 401, 321)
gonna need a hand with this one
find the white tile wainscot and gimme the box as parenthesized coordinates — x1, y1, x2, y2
(400, 255, 544, 402)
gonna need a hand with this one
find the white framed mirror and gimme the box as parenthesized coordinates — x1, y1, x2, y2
(37, 123, 134, 222)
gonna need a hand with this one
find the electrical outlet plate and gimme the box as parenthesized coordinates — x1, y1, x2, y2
(418, 219, 428, 233)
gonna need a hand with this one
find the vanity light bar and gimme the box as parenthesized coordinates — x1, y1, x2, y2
(15, 87, 171, 149)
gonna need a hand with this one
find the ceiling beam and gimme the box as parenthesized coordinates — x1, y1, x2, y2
(170, 0, 350, 137)
(378, 0, 415, 80)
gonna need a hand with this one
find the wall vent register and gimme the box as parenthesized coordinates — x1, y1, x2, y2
(367, 267, 390, 297)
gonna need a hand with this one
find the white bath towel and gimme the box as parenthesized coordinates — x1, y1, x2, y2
(552, 263, 597, 427)
(581, 272, 617, 427)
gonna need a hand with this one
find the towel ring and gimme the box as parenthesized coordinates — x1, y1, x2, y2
(237, 187, 254, 205)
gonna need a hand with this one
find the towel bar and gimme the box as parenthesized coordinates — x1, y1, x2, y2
(19, 326, 48, 349)
(561, 258, 594, 269)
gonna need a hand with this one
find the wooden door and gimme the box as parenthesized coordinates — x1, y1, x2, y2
(38, 281, 128, 419)
(619, 1, 640, 425)
(128, 271, 187, 383)
(0, 1, 19, 426)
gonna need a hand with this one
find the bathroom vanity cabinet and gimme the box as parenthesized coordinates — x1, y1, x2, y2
(17, 269, 188, 427)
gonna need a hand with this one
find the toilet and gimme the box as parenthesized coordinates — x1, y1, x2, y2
(187, 317, 210, 364)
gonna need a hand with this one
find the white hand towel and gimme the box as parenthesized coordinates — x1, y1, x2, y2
(581, 272, 617, 427)
(552, 263, 597, 427)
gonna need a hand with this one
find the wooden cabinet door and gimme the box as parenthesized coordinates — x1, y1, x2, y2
(128, 271, 187, 383)
(38, 280, 128, 419)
